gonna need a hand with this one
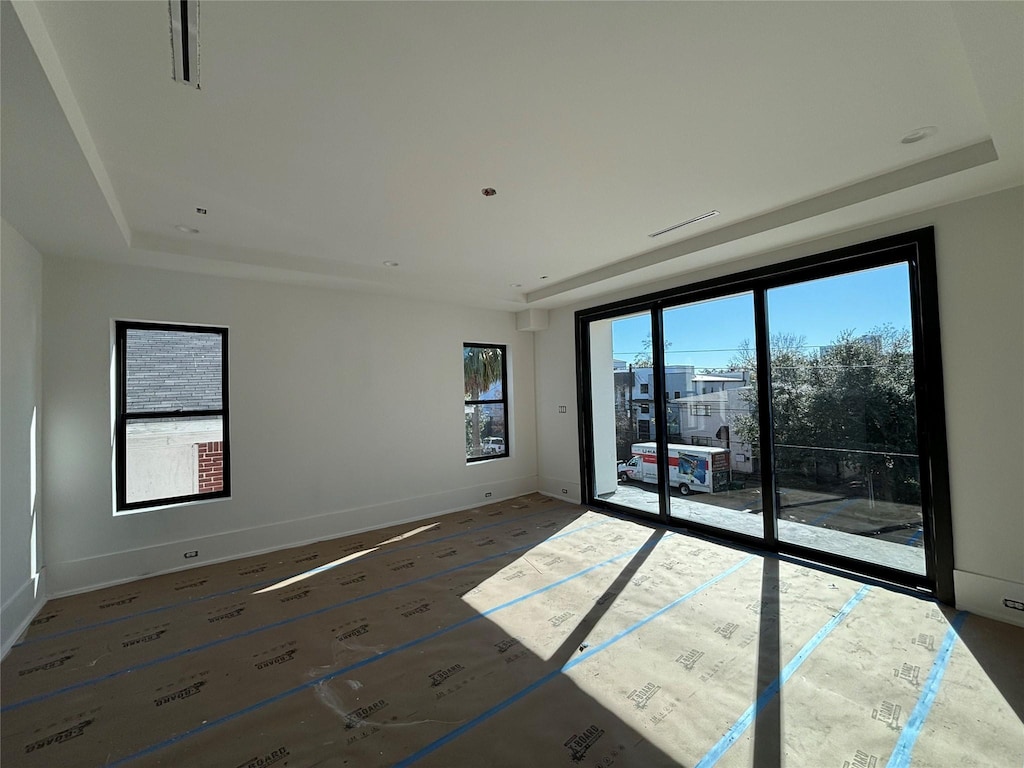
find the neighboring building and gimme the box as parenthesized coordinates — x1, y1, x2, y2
(668, 384, 756, 474)
(613, 365, 754, 471)
(125, 330, 224, 501)
(614, 365, 697, 441)
(126, 330, 222, 412)
(693, 371, 750, 394)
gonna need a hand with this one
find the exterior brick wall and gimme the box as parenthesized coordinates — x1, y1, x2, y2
(197, 441, 224, 493)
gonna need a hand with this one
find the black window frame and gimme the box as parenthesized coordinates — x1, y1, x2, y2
(575, 227, 954, 603)
(464, 342, 510, 463)
(115, 320, 231, 511)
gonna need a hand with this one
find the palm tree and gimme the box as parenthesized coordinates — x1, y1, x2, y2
(464, 346, 503, 457)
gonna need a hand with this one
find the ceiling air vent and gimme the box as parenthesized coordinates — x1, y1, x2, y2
(168, 0, 199, 88)
(648, 210, 719, 238)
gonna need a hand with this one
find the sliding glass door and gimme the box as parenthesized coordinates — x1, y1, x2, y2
(576, 229, 952, 599)
(767, 264, 926, 575)
(661, 294, 764, 539)
(586, 310, 659, 518)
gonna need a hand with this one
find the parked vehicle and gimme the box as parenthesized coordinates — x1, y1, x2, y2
(617, 441, 731, 495)
(482, 436, 505, 455)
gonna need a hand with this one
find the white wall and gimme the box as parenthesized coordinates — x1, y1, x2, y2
(535, 186, 1024, 626)
(588, 320, 617, 496)
(41, 258, 537, 595)
(1, 218, 46, 655)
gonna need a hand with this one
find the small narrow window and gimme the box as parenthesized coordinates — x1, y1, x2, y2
(115, 321, 230, 511)
(640, 383, 649, 394)
(465, 343, 509, 461)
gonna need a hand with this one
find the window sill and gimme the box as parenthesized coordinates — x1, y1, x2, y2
(113, 494, 231, 516)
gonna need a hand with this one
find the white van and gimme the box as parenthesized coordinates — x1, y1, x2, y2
(482, 436, 506, 455)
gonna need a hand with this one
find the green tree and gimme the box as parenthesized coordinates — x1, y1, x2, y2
(728, 333, 808, 462)
(613, 369, 637, 461)
(614, 405, 635, 462)
(730, 327, 919, 502)
(800, 325, 917, 500)
(633, 332, 673, 368)
(464, 347, 503, 457)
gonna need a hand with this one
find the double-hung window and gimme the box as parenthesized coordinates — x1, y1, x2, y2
(115, 321, 230, 511)
(464, 343, 509, 461)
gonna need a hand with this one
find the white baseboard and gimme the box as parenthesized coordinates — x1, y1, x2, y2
(538, 477, 580, 504)
(954, 569, 1024, 628)
(1, 571, 47, 659)
(46, 477, 538, 598)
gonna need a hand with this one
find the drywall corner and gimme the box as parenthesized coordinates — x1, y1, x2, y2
(1, 217, 46, 658)
(1, 572, 47, 659)
(538, 478, 581, 505)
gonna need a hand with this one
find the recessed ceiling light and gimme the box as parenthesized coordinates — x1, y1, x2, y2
(175, 225, 199, 234)
(901, 126, 937, 144)
(648, 210, 720, 238)
(510, 283, 522, 288)
(383, 260, 400, 267)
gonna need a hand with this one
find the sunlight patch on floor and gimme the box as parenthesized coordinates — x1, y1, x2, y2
(253, 548, 379, 594)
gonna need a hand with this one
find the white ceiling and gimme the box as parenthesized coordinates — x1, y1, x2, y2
(3, 1, 1022, 311)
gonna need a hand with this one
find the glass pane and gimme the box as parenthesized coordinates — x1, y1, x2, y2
(126, 329, 222, 412)
(767, 264, 925, 575)
(661, 294, 764, 538)
(584, 313, 660, 515)
(125, 416, 224, 504)
(463, 346, 504, 401)
(465, 404, 507, 459)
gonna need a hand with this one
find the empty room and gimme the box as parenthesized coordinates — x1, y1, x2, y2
(2, 2, 1022, 766)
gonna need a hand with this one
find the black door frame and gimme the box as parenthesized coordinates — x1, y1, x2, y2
(575, 227, 954, 603)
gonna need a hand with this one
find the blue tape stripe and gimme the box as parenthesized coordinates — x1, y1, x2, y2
(3, 519, 606, 713)
(104, 529, 677, 767)
(15, 580, 282, 647)
(695, 584, 872, 768)
(393, 554, 754, 768)
(885, 610, 968, 768)
(17, 506, 553, 647)
(906, 528, 923, 546)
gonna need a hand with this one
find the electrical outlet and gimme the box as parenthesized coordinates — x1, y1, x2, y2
(184, 550, 199, 559)
(485, 492, 492, 498)
(562, 488, 568, 494)
(1003, 598, 1024, 611)
(558, 405, 567, 413)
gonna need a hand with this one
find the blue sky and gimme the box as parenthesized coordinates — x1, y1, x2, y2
(611, 263, 912, 370)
